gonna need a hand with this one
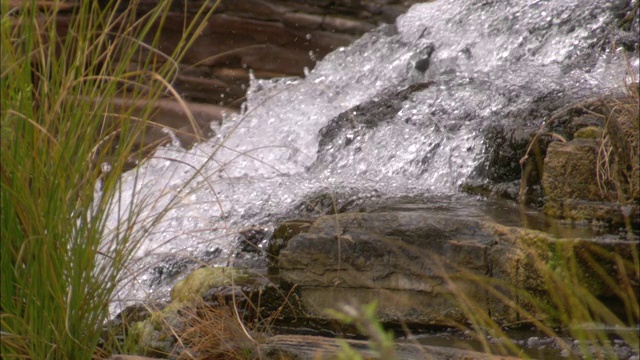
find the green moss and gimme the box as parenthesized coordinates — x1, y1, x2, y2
(170, 267, 253, 303)
(573, 126, 602, 139)
(127, 267, 258, 355)
(126, 320, 172, 356)
(542, 201, 563, 218)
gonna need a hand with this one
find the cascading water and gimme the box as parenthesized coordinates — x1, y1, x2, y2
(107, 0, 639, 313)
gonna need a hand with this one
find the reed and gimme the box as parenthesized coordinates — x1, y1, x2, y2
(1, 0, 218, 358)
(454, 240, 638, 359)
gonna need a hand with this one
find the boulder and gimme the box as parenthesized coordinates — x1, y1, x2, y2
(274, 210, 638, 328)
(467, 88, 639, 229)
(543, 139, 602, 204)
(540, 88, 639, 226)
(541, 138, 635, 224)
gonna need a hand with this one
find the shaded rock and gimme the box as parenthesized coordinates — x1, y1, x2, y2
(467, 87, 639, 228)
(541, 93, 640, 226)
(274, 210, 639, 328)
(466, 124, 548, 206)
(260, 334, 521, 360)
(238, 227, 269, 253)
(268, 219, 314, 259)
(543, 139, 603, 204)
(480, 125, 545, 185)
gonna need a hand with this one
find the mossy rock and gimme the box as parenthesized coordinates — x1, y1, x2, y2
(171, 267, 254, 303)
(573, 126, 602, 139)
(127, 320, 174, 357)
(269, 219, 314, 258)
(127, 267, 259, 356)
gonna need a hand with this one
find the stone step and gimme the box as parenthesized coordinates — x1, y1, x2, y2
(260, 334, 521, 360)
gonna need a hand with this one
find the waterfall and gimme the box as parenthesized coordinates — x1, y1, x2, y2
(107, 0, 639, 313)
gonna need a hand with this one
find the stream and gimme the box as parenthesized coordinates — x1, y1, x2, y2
(104, 1, 639, 349)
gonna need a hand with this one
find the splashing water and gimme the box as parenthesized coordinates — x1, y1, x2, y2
(106, 0, 639, 312)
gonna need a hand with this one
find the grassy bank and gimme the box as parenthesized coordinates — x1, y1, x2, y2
(1, 0, 217, 357)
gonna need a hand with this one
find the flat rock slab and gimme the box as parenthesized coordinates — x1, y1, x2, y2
(109, 335, 520, 360)
(275, 210, 638, 326)
(260, 334, 521, 360)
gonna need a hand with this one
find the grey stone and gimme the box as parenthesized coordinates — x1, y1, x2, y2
(260, 334, 521, 360)
(274, 210, 639, 327)
(542, 139, 639, 224)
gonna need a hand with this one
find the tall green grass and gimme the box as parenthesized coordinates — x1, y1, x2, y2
(1, 0, 218, 358)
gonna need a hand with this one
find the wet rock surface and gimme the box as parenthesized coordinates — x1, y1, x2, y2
(260, 334, 521, 360)
(313, 81, 435, 166)
(131, 0, 428, 107)
(464, 87, 639, 229)
(107, 195, 639, 357)
(271, 204, 639, 327)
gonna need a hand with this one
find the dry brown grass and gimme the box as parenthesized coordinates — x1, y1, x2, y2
(596, 82, 639, 205)
(173, 297, 260, 360)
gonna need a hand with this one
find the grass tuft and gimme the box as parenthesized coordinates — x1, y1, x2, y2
(596, 82, 639, 207)
(1, 0, 218, 358)
(173, 296, 259, 360)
